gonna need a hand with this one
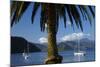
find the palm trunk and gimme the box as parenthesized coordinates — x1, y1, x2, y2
(45, 4, 63, 64)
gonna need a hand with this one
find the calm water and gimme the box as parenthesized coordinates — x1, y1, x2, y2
(11, 50, 95, 66)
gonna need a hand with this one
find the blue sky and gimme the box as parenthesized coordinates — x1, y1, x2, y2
(11, 3, 95, 43)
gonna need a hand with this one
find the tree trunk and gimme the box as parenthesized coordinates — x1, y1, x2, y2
(45, 4, 63, 64)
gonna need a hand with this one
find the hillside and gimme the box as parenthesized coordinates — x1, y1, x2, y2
(11, 36, 95, 53)
(11, 37, 41, 54)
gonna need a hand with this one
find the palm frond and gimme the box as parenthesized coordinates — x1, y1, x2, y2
(56, 5, 67, 28)
(89, 6, 95, 18)
(78, 6, 87, 20)
(65, 5, 74, 26)
(11, 1, 30, 27)
(40, 4, 47, 32)
(31, 2, 40, 23)
(65, 5, 84, 31)
(61, 6, 67, 28)
(17, 2, 30, 21)
(11, 2, 22, 27)
(11, 1, 17, 16)
(79, 5, 92, 25)
(11, 2, 95, 32)
(55, 5, 59, 33)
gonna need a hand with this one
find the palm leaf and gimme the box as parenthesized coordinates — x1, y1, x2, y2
(89, 6, 95, 18)
(31, 2, 40, 23)
(56, 5, 67, 28)
(79, 5, 92, 25)
(40, 4, 47, 32)
(78, 6, 87, 20)
(55, 6, 59, 33)
(11, 2, 22, 26)
(11, 1, 30, 27)
(65, 5, 74, 26)
(11, 1, 95, 32)
(11, 1, 17, 16)
(17, 2, 30, 21)
(65, 5, 83, 31)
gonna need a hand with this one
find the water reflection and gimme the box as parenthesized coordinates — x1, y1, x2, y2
(74, 55, 85, 62)
(11, 50, 95, 66)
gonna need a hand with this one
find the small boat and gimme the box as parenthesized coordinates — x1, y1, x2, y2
(22, 43, 30, 60)
(74, 38, 86, 56)
(74, 51, 86, 56)
(22, 51, 29, 60)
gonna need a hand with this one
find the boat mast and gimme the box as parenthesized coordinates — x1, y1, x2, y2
(27, 42, 29, 54)
(78, 38, 80, 52)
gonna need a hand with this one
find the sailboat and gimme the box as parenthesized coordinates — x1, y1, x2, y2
(74, 38, 86, 56)
(22, 43, 30, 60)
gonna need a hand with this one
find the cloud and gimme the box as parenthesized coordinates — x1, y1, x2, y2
(38, 33, 91, 43)
(38, 37, 48, 43)
(61, 32, 90, 41)
(66, 21, 71, 25)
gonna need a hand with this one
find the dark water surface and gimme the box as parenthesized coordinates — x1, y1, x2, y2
(11, 50, 95, 66)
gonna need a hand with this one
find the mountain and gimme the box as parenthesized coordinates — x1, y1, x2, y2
(32, 38, 95, 52)
(30, 42, 47, 52)
(57, 41, 75, 51)
(57, 38, 95, 51)
(11, 36, 95, 53)
(11, 37, 41, 54)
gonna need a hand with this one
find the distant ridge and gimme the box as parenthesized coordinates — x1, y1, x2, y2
(11, 36, 95, 54)
(11, 36, 41, 54)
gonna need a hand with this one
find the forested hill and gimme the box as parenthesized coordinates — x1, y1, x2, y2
(11, 37, 41, 54)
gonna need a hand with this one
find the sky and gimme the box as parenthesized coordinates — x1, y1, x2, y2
(11, 2, 95, 44)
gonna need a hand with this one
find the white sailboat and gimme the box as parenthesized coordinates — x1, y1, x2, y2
(22, 50, 29, 60)
(22, 43, 30, 60)
(74, 38, 86, 56)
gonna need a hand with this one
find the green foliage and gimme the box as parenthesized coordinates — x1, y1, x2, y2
(11, 1, 95, 32)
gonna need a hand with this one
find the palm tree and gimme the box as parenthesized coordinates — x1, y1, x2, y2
(11, 1, 95, 64)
